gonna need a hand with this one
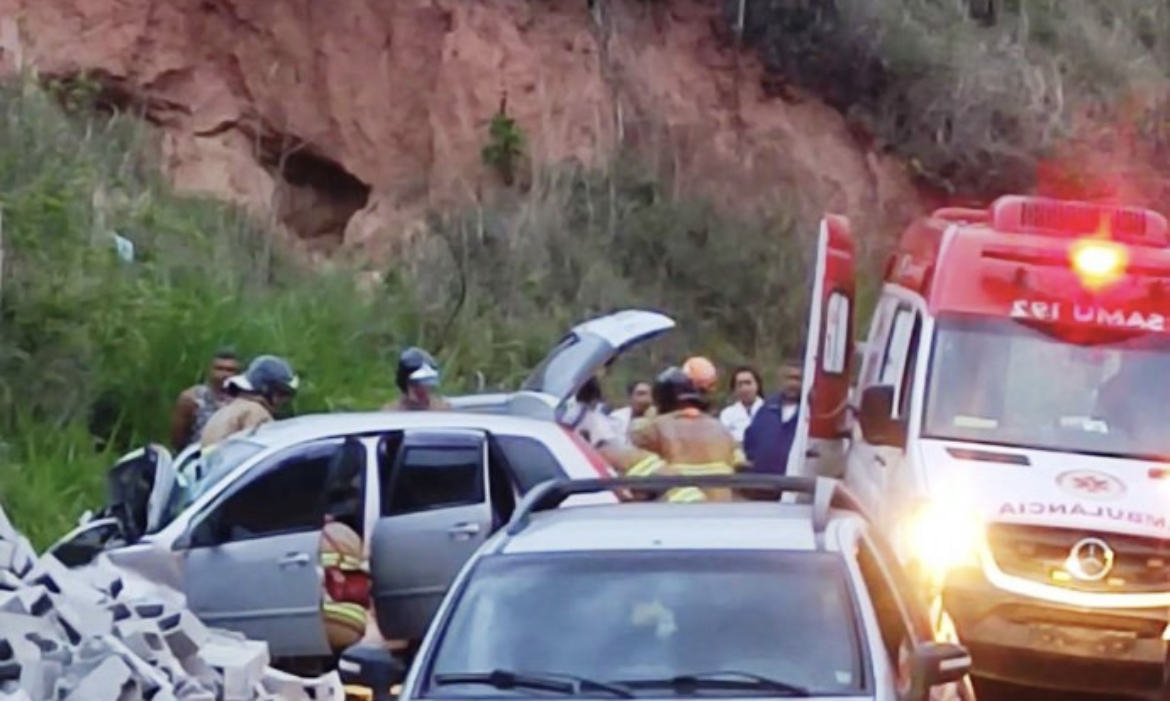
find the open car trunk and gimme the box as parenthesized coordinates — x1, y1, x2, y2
(448, 309, 676, 420)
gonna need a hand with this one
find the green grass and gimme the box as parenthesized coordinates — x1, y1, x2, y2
(0, 76, 817, 548)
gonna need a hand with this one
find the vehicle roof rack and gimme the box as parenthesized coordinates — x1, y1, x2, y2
(504, 475, 872, 546)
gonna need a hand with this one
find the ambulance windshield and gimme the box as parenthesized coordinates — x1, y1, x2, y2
(923, 314, 1170, 460)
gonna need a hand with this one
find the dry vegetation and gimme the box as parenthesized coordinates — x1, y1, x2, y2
(728, 0, 1170, 201)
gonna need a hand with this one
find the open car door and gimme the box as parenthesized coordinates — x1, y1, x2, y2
(788, 214, 856, 479)
(451, 309, 676, 419)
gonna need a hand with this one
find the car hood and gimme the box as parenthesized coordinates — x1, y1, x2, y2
(918, 439, 1170, 539)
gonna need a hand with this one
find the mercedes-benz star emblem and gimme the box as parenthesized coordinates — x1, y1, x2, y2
(1065, 537, 1115, 582)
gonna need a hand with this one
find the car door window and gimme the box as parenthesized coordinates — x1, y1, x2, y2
(187, 441, 339, 547)
(493, 434, 563, 492)
(383, 443, 485, 517)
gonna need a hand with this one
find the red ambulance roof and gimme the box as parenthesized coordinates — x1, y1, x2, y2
(886, 196, 1170, 331)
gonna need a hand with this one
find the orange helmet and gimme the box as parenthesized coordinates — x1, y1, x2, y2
(682, 356, 718, 392)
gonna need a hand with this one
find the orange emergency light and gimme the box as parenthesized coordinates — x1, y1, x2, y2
(1070, 238, 1127, 287)
(1069, 213, 1128, 290)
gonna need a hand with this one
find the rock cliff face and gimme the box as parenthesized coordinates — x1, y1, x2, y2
(0, 0, 921, 261)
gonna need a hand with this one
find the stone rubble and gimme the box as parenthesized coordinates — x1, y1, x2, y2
(0, 505, 343, 701)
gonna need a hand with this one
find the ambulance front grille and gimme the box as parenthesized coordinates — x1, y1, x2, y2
(987, 524, 1170, 594)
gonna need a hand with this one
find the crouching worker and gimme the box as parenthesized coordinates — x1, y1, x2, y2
(319, 517, 372, 652)
(629, 367, 744, 502)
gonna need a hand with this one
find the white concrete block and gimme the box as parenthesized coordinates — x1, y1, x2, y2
(196, 636, 269, 701)
(160, 611, 209, 660)
(259, 668, 345, 701)
(49, 595, 114, 646)
(0, 505, 16, 543)
(63, 655, 133, 701)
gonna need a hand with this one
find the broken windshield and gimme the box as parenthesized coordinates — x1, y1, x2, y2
(152, 438, 266, 531)
(923, 314, 1170, 460)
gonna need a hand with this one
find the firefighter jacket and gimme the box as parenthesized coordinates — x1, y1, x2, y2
(630, 408, 746, 502)
(319, 519, 371, 651)
(199, 395, 274, 447)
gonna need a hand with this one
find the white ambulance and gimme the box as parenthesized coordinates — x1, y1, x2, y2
(790, 195, 1170, 698)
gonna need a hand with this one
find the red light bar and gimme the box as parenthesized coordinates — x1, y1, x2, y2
(990, 196, 1168, 245)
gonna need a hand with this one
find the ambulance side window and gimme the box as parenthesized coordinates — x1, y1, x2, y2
(879, 307, 914, 385)
(859, 297, 899, 389)
(897, 316, 923, 420)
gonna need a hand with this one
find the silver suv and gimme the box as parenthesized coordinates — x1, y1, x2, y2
(391, 475, 975, 700)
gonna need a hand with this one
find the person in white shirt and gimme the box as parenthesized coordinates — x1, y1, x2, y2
(609, 380, 653, 438)
(564, 376, 623, 448)
(719, 366, 764, 444)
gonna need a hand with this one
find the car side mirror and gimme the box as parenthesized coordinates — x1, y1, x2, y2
(338, 642, 409, 700)
(858, 385, 907, 448)
(909, 642, 971, 698)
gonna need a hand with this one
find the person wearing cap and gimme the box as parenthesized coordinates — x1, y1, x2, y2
(384, 347, 451, 411)
(629, 366, 744, 502)
(170, 347, 242, 451)
(199, 354, 300, 447)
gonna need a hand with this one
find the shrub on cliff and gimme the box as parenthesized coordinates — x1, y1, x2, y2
(0, 78, 814, 546)
(729, 0, 1170, 200)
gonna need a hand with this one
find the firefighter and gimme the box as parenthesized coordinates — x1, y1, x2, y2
(319, 516, 371, 652)
(200, 355, 299, 447)
(385, 347, 451, 411)
(630, 366, 745, 502)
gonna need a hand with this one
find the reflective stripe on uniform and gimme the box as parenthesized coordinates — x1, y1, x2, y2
(665, 486, 707, 503)
(323, 600, 368, 627)
(626, 453, 668, 477)
(732, 447, 746, 466)
(670, 461, 735, 476)
(321, 553, 368, 572)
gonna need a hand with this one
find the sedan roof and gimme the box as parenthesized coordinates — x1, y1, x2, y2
(498, 502, 860, 555)
(241, 410, 568, 449)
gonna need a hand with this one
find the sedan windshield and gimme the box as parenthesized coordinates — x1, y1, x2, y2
(924, 314, 1170, 459)
(421, 550, 865, 698)
(153, 438, 266, 531)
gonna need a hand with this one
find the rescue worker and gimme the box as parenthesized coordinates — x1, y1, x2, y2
(682, 355, 719, 414)
(319, 515, 371, 652)
(170, 347, 242, 451)
(199, 355, 299, 447)
(384, 347, 451, 411)
(630, 367, 745, 502)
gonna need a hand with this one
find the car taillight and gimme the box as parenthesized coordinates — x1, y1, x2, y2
(561, 426, 616, 478)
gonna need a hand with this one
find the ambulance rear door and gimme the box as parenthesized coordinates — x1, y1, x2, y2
(789, 214, 857, 479)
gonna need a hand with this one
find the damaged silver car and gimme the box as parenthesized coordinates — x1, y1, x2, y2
(47, 309, 676, 667)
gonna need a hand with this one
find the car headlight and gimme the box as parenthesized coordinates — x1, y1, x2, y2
(899, 501, 984, 581)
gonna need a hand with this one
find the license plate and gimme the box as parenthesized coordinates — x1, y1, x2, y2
(1028, 622, 1137, 656)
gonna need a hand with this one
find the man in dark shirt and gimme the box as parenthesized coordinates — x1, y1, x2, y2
(743, 360, 803, 476)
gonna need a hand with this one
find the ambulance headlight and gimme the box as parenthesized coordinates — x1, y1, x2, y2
(900, 501, 984, 579)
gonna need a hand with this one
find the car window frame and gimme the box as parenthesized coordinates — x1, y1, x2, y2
(178, 438, 343, 549)
(381, 430, 489, 518)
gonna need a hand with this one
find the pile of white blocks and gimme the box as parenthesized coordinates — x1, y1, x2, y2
(0, 505, 343, 700)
